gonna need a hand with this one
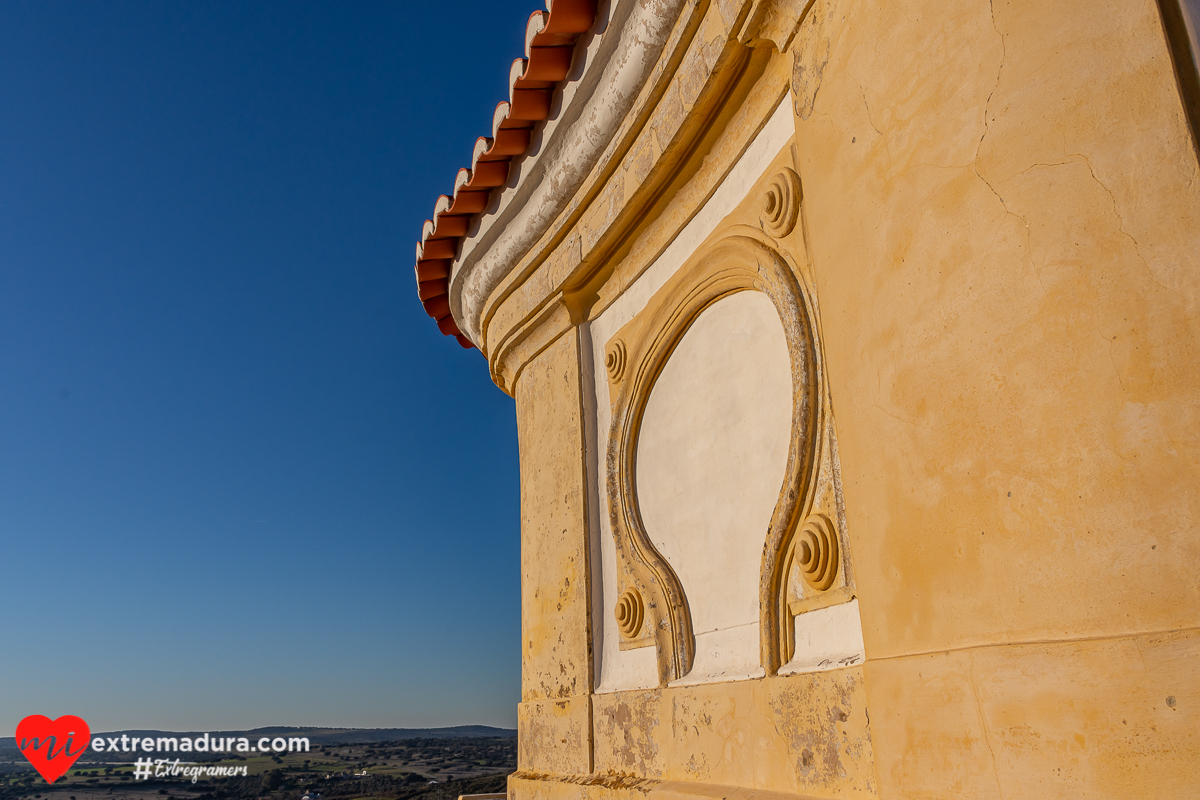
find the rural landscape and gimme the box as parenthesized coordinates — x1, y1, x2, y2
(0, 728, 515, 800)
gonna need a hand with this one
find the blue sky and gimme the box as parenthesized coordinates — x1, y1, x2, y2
(0, 1, 532, 732)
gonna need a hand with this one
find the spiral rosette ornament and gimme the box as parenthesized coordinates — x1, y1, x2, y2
(615, 587, 644, 638)
(796, 513, 839, 591)
(761, 168, 801, 238)
(605, 339, 628, 382)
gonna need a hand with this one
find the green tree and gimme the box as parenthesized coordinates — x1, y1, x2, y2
(261, 770, 284, 792)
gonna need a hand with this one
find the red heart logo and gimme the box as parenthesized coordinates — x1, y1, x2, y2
(16, 715, 91, 783)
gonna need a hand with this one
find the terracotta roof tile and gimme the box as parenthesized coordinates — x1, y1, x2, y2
(412, 0, 597, 350)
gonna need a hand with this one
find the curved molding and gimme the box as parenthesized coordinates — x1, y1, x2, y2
(604, 233, 821, 685)
(450, 0, 690, 346)
(411, 0, 599, 348)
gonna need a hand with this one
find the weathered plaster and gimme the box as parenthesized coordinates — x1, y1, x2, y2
(779, 599, 865, 675)
(865, 629, 1199, 798)
(516, 331, 594, 775)
(490, 0, 1199, 796)
(520, 696, 594, 777)
(791, 0, 1200, 792)
(589, 672, 876, 798)
(794, 0, 1200, 668)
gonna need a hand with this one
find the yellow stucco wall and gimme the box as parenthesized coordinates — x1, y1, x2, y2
(486, 0, 1200, 797)
(515, 331, 594, 778)
(792, 0, 1199, 794)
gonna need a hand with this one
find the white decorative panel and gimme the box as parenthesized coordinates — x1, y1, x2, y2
(636, 290, 791, 684)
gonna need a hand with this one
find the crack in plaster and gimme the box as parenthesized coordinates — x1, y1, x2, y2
(849, 73, 883, 137)
(1104, 331, 1130, 399)
(972, 0, 1024, 233)
(872, 400, 917, 428)
(967, 5, 1055, 303)
(970, 3, 1180, 317)
(969, 651, 1006, 800)
(1069, 151, 1185, 303)
(873, 371, 919, 428)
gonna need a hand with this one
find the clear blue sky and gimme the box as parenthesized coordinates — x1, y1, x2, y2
(0, 1, 532, 733)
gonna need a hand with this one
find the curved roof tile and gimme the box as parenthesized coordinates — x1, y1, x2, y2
(413, 0, 598, 349)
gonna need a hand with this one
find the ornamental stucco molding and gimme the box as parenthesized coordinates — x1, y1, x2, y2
(600, 232, 855, 682)
(449, 0, 689, 347)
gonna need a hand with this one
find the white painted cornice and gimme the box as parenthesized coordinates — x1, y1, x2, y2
(449, 0, 690, 347)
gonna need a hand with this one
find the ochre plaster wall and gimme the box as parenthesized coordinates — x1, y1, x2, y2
(791, 0, 1200, 794)
(590, 673, 876, 798)
(497, 0, 1199, 797)
(508, 126, 881, 799)
(512, 133, 880, 800)
(516, 331, 594, 777)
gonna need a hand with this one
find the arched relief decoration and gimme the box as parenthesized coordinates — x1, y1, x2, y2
(603, 232, 832, 685)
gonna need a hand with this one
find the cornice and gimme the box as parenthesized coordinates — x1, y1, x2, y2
(485, 40, 800, 392)
(450, 0, 694, 347)
(412, 0, 599, 348)
(410, 0, 816, 372)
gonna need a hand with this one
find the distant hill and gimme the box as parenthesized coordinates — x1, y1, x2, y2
(1, 726, 515, 759)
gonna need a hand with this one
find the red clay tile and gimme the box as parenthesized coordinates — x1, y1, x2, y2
(422, 295, 451, 320)
(412, 0, 597, 349)
(416, 259, 452, 282)
(421, 238, 458, 260)
(418, 279, 449, 301)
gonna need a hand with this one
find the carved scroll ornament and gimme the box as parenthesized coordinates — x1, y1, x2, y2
(760, 168, 802, 238)
(604, 231, 825, 684)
